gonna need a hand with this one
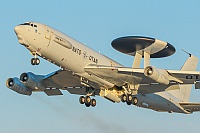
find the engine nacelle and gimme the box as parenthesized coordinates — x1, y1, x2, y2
(144, 66, 170, 85)
(20, 72, 46, 91)
(6, 78, 32, 95)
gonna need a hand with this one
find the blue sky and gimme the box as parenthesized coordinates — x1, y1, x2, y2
(1, 0, 200, 133)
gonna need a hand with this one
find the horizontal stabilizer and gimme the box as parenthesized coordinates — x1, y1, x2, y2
(44, 89, 63, 96)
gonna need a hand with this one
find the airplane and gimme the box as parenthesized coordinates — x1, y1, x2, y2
(6, 21, 200, 114)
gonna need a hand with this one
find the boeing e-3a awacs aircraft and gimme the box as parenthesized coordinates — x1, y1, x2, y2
(6, 22, 200, 114)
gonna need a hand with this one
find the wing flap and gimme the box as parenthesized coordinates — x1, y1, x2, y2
(65, 87, 100, 96)
(44, 89, 63, 96)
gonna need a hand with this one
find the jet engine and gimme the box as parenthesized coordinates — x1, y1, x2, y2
(6, 78, 32, 95)
(20, 72, 46, 91)
(144, 66, 170, 85)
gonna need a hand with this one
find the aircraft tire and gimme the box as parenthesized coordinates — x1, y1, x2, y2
(31, 58, 36, 65)
(31, 58, 40, 65)
(85, 96, 91, 105)
(35, 58, 40, 65)
(79, 96, 85, 104)
(85, 103, 90, 107)
(127, 94, 133, 103)
(121, 94, 127, 102)
(133, 97, 138, 105)
(91, 99, 96, 107)
(126, 101, 132, 105)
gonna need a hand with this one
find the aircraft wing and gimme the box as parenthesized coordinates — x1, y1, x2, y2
(7, 68, 98, 96)
(179, 102, 200, 113)
(35, 70, 83, 96)
(38, 70, 99, 96)
(167, 70, 200, 84)
(84, 64, 200, 94)
(6, 69, 102, 96)
(42, 70, 84, 88)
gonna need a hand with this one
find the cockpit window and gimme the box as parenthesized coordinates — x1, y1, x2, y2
(20, 22, 31, 26)
(20, 22, 37, 27)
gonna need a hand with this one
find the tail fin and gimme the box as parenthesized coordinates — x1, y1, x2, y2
(181, 54, 198, 71)
(170, 54, 198, 102)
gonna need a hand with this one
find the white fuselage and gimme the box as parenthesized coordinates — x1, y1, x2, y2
(15, 22, 122, 72)
(15, 22, 122, 88)
(14, 22, 188, 114)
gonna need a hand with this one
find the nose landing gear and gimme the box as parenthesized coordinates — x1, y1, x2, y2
(79, 96, 96, 107)
(30, 52, 40, 65)
(31, 58, 40, 65)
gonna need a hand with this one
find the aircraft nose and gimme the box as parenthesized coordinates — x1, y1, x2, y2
(14, 26, 19, 34)
(14, 25, 27, 46)
(14, 26, 21, 34)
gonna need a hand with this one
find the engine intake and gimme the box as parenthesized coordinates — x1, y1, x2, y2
(20, 72, 46, 91)
(144, 66, 170, 85)
(6, 78, 32, 95)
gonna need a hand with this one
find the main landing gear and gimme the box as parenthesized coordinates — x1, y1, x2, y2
(31, 58, 40, 65)
(121, 94, 138, 105)
(79, 96, 96, 107)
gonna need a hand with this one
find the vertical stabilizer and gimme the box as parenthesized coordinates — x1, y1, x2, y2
(170, 55, 198, 102)
(181, 54, 198, 71)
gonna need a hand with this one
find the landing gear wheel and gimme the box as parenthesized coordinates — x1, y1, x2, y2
(126, 101, 132, 105)
(79, 96, 85, 104)
(127, 94, 133, 102)
(31, 58, 35, 65)
(35, 58, 40, 65)
(31, 58, 40, 65)
(91, 99, 96, 107)
(133, 97, 138, 105)
(121, 94, 127, 103)
(85, 96, 91, 107)
(126, 94, 133, 106)
(79, 96, 96, 107)
(85, 103, 90, 107)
